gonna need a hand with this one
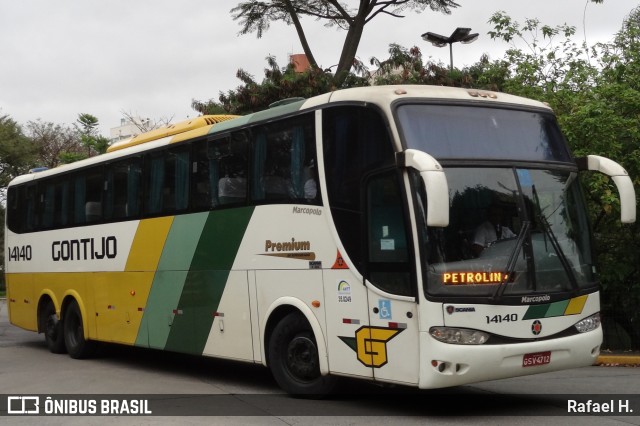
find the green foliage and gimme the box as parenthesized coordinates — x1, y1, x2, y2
(76, 113, 109, 157)
(26, 119, 85, 168)
(0, 114, 37, 189)
(488, 8, 640, 349)
(192, 56, 368, 115)
(369, 44, 510, 91)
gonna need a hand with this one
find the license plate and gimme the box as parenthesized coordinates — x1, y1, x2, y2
(523, 351, 551, 367)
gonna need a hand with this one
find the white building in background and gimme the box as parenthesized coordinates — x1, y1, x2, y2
(109, 117, 151, 143)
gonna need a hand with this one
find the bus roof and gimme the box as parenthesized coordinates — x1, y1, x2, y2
(8, 85, 551, 187)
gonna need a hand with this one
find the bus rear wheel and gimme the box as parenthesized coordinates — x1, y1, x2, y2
(268, 312, 336, 397)
(42, 301, 66, 354)
(63, 300, 96, 359)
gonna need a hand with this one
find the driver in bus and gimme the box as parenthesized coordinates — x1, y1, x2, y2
(472, 204, 515, 257)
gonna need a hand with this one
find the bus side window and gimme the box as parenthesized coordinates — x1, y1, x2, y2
(145, 152, 165, 215)
(250, 114, 318, 205)
(105, 157, 142, 220)
(7, 185, 33, 233)
(192, 139, 215, 209)
(86, 170, 104, 223)
(192, 134, 249, 210)
(218, 133, 248, 206)
(167, 147, 190, 212)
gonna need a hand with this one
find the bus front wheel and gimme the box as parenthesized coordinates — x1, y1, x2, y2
(63, 300, 96, 359)
(268, 312, 336, 397)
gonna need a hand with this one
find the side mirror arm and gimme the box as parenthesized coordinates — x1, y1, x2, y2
(576, 155, 636, 223)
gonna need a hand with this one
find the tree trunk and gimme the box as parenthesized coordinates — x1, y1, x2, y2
(284, 0, 319, 69)
(333, 12, 366, 87)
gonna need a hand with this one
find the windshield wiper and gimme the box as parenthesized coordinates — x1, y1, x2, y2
(532, 185, 580, 292)
(492, 220, 531, 301)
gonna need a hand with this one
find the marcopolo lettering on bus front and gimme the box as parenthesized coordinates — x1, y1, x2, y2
(51, 236, 117, 261)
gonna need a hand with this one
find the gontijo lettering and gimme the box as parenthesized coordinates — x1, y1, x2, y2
(52, 236, 117, 261)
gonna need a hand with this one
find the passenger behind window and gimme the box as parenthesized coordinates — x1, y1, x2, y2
(218, 165, 246, 205)
(303, 159, 318, 201)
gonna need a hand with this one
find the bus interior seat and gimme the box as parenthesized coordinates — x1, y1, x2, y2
(85, 201, 102, 222)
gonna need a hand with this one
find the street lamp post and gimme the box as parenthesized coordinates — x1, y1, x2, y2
(421, 27, 479, 70)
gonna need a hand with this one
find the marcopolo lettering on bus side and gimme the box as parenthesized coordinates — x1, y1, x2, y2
(51, 236, 117, 261)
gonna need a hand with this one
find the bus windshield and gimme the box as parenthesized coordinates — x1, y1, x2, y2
(416, 167, 595, 300)
(397, 104, 572, 162)
(397, 104, 596, 301)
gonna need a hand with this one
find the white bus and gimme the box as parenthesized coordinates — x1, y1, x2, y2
(5, 86, 636, 395)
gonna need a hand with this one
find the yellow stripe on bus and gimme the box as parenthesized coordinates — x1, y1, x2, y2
(564, 295, 588, 315)
(125, 217, 174, 272)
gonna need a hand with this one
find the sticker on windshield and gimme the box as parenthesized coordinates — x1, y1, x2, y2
(517, 169, 533, 187)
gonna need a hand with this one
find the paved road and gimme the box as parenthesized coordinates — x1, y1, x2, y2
(0, 299, 638, 425)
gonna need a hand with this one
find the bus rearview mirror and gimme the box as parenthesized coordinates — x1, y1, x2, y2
(398, 149, 450, 227)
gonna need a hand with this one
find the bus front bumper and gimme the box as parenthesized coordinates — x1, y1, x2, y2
(418, 327, 602, 389)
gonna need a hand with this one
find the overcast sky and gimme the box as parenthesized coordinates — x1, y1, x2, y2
(1, 0, 638, 136)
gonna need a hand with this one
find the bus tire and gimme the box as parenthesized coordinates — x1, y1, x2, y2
(42, 301, 66, 354)
(268, 311, 336, 397)
(63, 299, 96, 359)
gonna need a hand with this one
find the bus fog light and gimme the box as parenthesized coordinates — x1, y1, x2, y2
(575, 313, 601, 333)
(429, 327, 489, 345)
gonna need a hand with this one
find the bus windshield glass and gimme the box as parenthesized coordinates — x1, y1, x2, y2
(397, 104, 595, 300)
(397, 104, 572, 162)
(416, 167, 595, 299)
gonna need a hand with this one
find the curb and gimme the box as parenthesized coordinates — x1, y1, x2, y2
(596, 355, 640, 366)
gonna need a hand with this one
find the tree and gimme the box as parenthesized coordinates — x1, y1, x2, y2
(369, 43, 509, 90)
(26, 119, 84, 167)
(231, 0, 459, 86)
(0, 114, 37, 189)
(565, 7, 640, 350)
(192, 55, 368, 115)
(488, 9, 640, 349)
(76, 113, 110, 156)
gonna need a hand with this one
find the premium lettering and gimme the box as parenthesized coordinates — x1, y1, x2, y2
(52, 236, 117, 261)
(265, 238, 311, 252)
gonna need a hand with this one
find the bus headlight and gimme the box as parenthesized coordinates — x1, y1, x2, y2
(429, 327, 489, 345)
(574, 313, 601, 333)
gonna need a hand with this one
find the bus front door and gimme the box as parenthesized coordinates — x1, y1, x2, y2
(363, 171, 420, 386)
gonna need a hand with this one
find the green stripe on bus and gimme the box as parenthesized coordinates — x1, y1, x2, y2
(545, 300, 570, 318)
(164, 207, 254, 354)
(135, 213, 209, 348)
(208, 100, 305, 136)
(522, 303, 551, 320)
